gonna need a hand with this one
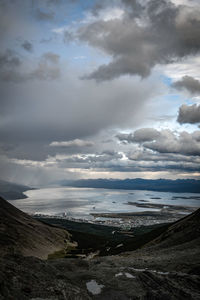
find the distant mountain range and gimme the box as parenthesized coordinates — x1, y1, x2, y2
(58, 178, 200, 193)
(0, 180, 32, 200)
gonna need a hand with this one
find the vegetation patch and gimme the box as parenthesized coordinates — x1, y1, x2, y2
(39, 218, 170, 257)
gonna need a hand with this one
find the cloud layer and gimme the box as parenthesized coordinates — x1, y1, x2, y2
(177, 104, 200, 124)
(0, 0, 200, 185)
(50, 139, 94, 148)
(117, 128, 200, 156)
(0, 50, 60, 82)
(76, 0, 200, 81)
(173, 76, 200, 94)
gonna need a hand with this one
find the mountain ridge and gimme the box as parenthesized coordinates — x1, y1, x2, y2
(59, 178, 200, 193)
(0, 180, 32, 200)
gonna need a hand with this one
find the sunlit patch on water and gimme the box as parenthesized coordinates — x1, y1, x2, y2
(10, 187, 200, 222)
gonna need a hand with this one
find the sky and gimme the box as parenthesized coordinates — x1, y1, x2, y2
(0, 0, 200, 186)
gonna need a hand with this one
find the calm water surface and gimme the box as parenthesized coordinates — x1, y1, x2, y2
(10, 187, 200, 220)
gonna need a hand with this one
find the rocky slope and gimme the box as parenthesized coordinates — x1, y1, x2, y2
(0, 197, 75, 259)
(146, 208, 200, 249)
(0, 197, 199, 299)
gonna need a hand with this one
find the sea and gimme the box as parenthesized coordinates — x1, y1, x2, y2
(10, 186, 200, 221)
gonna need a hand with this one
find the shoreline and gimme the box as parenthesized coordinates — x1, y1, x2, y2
(32, 205, 194, 228)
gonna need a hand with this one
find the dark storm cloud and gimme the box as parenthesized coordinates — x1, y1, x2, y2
(30, 61, 60, 81)
(46, 0, 62, 4)
(77, 0, 200, 81)
(117, 128, 200, 156)
(56, 153, 124, 170)
(40, 37, 54, 44)
(0, 52, 60, 82)
(0, 74, 157, 153)
(128, 150, 200, 164)
(63, 31, 74, 43)
(31, 52, 60, 80)
(173, 76, 200, 94)
(0, 64, 60, 82)
(43, 52, 60, 64)
(0, 49, 22, 82)
(51, 149, 200, 173)
(21, 40, 33, 52)
(116, 128, 160, 143)
(27, 151, 123, 169)
(91, 2, 104, 16)
(177, 104, 200, 124)
(35, 8, 55, 21)
(1, 0, 200, 184)
(106, 162, 200, 173)
(144, 130, 200, 156)
(0, 49, 21, 68)
(4, 142, 199, 180)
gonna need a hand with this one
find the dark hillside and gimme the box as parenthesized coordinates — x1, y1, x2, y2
(0, 180, 31, 199)
(146, 208, 200, 249)
(0, 197, 74, 259)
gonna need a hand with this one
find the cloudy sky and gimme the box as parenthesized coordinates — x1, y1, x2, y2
(0, 0, 200, 186)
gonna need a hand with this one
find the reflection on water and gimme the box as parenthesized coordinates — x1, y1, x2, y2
(10, 187, 200, 220)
